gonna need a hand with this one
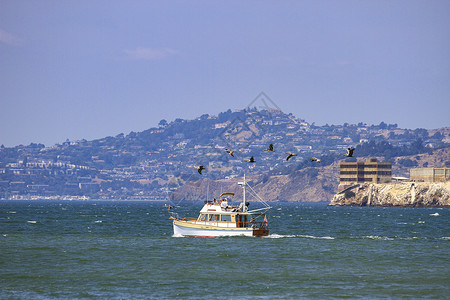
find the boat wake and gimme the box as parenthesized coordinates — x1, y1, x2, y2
(262, 234, 450, 241)
(265, 234, 335, 240)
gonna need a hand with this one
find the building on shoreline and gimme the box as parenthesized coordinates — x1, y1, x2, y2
(338, 158, 392, 192)
(410, 167, 450, 182)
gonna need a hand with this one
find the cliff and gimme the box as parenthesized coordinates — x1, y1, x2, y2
(330, 182, 450, 208)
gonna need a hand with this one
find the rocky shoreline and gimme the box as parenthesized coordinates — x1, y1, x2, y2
(330, 182, 450, 208)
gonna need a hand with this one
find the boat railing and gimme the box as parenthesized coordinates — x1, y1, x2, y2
(178, 217, 197, 221)
(245, 219, 268, 229)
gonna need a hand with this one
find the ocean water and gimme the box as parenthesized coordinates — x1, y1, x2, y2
(1, 200, 448, 299)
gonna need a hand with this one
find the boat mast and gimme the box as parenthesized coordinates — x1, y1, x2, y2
(242, 174, 246, 212)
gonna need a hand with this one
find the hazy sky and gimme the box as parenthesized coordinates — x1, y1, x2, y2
(1, 1, 449, 147)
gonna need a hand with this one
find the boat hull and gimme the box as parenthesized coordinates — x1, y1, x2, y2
(173, 219, 268, 237)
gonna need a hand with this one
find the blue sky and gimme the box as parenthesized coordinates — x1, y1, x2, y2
(1, 1, 449, 147)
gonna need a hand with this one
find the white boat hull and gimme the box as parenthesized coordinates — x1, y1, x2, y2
(173, 222, 254, 237)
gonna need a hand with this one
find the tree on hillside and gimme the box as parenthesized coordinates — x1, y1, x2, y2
(158, 119, 168, 128)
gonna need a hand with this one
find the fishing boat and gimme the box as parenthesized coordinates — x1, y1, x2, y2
(170, 176, 271, 237)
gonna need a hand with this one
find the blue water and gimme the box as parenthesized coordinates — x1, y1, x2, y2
(1, 200, 449, 299)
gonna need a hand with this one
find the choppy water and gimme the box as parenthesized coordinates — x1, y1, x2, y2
(1, 200, 449, 299)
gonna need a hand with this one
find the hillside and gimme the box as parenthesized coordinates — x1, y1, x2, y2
(1, 107, 449, 200)
(171, 165, 339, 203)
(171, 148, 450, 202)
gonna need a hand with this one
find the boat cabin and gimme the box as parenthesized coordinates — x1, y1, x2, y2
(195, 193, 266, 229)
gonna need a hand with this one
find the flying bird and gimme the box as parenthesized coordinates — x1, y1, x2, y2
(195, 165, 205, 174)
(285, 152, 297, 161)
(343, 147, 355, 157)
(245, 156, 256, 163)
(225, 148, 235, 157)
(264, 144, 274, 152)
(311, 157, 321, 163)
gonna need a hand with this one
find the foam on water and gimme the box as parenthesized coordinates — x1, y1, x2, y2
(363, 235, 395, 240)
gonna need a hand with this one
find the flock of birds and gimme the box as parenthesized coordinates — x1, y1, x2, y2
(195, 144, 356, 174)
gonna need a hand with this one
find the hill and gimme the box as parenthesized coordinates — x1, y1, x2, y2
(1, 107, 449, 201)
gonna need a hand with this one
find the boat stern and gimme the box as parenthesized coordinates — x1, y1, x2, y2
(252, 227, 269, 237)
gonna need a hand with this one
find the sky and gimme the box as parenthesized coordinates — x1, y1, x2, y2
(1, 1, 449, 147)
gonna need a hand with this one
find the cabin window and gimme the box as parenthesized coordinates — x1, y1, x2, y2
(198, 214, 207, 221)
(221, 215, 231, 222)
(208, 214, 219, 221)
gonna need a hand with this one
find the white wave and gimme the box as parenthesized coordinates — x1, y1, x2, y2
(27, 221, 37, 224)
(418, 221, 425, 224)
(7, 211, 16, 214)
(441, 237, 450, 240)
(430, 213, 439, 216)
(172, 233, 184, 238)
(94, 220, 103, 223)
(404, 237, 421, 240)
(364, 235, 394, 241)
